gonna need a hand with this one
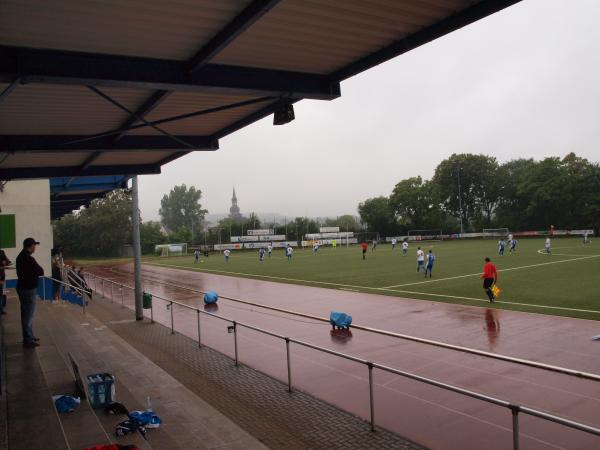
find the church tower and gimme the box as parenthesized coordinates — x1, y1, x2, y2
(229, 187, 242, 221)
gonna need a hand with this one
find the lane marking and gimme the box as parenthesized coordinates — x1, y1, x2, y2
(384, 288, 600, 314)
(148, 262, 600, 315)
(381, 254, 600, 289)
(151, 262, 370, 290)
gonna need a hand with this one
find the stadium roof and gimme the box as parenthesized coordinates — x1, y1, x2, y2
(0, 0, 520, 215)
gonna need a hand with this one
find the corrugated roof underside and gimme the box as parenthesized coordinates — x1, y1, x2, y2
(0, 84, 151, 134)
(1, 152, 90, 168)
(0, 0, 251, 60)
(2, 151, 175, 168)
(213, 0, 478, 74)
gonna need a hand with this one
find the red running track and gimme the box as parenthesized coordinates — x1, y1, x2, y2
(87, 263, 600, 450)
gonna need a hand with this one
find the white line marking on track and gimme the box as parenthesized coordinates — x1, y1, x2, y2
(382, 289, 600, 314)
(150, 262, 600, 315)
(381, 254, 600, 289)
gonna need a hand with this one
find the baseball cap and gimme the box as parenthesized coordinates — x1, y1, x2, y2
(23, 237, 40, 247)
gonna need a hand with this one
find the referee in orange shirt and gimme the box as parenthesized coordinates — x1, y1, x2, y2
(481, 257, 498, 303)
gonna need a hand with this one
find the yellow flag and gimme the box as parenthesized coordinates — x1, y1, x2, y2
(491, 285, 501, 298)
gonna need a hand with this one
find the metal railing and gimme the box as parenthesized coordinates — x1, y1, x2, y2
(107, 267, 600, 383)
(42, 276, 91, 313)
(83, 272, 600, 450)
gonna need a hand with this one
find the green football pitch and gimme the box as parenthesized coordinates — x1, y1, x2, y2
(148, 237, 600, 320)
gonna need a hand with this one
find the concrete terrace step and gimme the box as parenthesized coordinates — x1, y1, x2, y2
(1, 295, 69, 450)
(36, 299, 265, 450)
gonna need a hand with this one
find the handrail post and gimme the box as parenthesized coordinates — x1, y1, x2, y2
(120, 287, 124, 307)
(510, 404, 520, 450)
(170, 301, 174, 334)
(233, 321, 238, 366)
(101, 278, 104, 297)
(110, 281, 114, 302)
(368, 362, 375, 432)
(197, 309, 201, 347)
(285, 338, 292, 393)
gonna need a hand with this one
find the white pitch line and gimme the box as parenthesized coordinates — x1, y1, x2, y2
(149, 262, 600, 315)
(380, 254, 600, 289)
(151, 262, 371, 290)
(381, 289, 600, 315)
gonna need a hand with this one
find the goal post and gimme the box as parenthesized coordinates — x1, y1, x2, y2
(482, 228, 510, 239)
(154, 243, 188, 257)
(407, 229, 444, 241)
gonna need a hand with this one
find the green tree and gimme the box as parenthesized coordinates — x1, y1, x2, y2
(357, 196, 396, 236)
(389, 176, 443, 230)
(53, 189, 132, 257)
(323, 215, 361, 232)
(140, 221, 166, 254)
(432, 154, 501, 231)
(246, 212, 262, 231)
(159, 185, 207, 241)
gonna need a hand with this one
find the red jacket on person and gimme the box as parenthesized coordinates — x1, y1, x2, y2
(481, 262, 498, 280)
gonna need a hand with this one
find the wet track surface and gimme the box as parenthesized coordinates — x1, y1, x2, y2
(86, 263, 600, 450)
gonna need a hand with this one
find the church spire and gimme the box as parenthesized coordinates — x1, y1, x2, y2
(229, 186, 242, 220)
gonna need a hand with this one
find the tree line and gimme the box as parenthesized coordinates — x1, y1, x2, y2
(53, 184, 363, 257)
(358, 152, 600, 236)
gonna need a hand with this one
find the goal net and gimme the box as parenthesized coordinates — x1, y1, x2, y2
(482, 228, 509, 239)
(155, 243, 188, 257)
(408, 229, 444, 241)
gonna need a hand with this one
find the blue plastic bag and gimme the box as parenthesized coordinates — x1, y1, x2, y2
(330, 311, 352, 329)
(53, 395, 81, 413)
(204, 290, 219, 304)
(129, 410, 162, 429)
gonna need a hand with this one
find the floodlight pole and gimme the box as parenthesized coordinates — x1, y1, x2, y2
(457, 166, 464, 237)
(132, 176, 144, 320)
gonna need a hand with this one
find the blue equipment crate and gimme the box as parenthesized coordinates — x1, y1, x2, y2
(86, 373, 115, 408)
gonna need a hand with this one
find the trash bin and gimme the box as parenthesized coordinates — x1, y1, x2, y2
(143, 292, 152, 309)
(86, 373, 115, 408)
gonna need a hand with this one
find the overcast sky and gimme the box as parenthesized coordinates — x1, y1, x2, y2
(138, 0, 600, 223)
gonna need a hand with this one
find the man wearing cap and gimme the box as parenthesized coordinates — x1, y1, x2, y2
(16, 238, 44, 347)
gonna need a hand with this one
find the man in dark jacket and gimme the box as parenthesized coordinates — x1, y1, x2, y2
(16, 237, 44, 347)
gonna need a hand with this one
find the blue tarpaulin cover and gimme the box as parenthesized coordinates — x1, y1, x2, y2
(330, 311, 352, 329)
(204, 291, 219, 304)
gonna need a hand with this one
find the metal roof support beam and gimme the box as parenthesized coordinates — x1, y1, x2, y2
(112, 0, 283, 143)
(87, 86, 201, 150)
(330, 0, 522, 81)
(0, 46, 340, 100)
(62, 97, 270, 146)
(189, 0, 282, 72)
(0, 135, 219, 152)
(0, 77, 20, 103)
(211, 98, 299, 140)
(0, 164, 161, 180)
(113, 90, 170, 143)
(52, 193, 106, 204)
(81, 152, 103, 171)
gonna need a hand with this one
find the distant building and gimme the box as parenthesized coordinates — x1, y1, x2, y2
(229, 187, 243, 221)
